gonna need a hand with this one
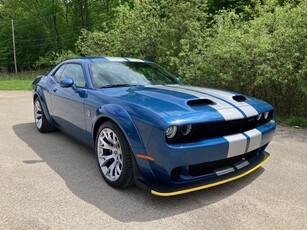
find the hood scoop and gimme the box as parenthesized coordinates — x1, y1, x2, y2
(187, 99, 215, 107)
(233, 95, 247, 102)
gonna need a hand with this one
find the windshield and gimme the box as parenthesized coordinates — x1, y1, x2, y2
(89, 61, 179, 88)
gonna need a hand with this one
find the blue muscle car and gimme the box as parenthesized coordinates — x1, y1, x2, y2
(32, 57, 276, 196)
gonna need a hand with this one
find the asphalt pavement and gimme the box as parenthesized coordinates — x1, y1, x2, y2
(0, 91, 306, 229)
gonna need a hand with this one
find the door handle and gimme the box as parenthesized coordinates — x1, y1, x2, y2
(53, 88, 57, 92)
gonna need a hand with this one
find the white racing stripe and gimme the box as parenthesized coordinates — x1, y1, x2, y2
(104, 57, 127, 62)
(175, 85, 259, 118)
(165, 85, 227, 109)
(185, 86, 236, 99)
(224, 134, 247, 158)
(239, 105, 258, 118)
(217, 108, 244, 121)
(244, 129, 262, 152)
(125, 58, 144, 62)
(152, 85, 244, 121)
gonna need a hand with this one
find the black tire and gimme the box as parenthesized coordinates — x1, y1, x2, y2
(96, 121, 134, 188)
(34, 97, 55, 133)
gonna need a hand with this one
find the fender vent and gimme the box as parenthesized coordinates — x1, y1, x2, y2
(233, 95, 247, 102)
(187, 99, 215, 107)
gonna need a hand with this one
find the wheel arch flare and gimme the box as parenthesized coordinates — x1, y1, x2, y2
(93, 104, 157, 183)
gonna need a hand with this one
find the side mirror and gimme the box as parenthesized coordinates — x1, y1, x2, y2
(59, 77, 87, 98)
(60, 78, 74, 88)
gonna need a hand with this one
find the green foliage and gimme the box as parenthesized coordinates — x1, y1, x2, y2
(0, 0, 114, 71)
(186, 1, 307, 116)
(207, 0, 262, 19)
(77, 0, 209, 74)
(35, 50, 79, 68)
(0, 0, 306, 117)
(76, 29, 119, 56)
(276, 115, 307, 128)
(75, 0, 307, 116)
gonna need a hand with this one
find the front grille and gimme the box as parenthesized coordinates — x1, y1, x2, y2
(195, 118, 260, 139)
(188, 149, 258, 177)
(167, 110, 273, 144)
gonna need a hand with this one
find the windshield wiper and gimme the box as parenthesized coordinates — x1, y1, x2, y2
(99, 84, 141, 88)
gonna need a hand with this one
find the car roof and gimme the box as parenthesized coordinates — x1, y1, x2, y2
(63, 57, 152, 64)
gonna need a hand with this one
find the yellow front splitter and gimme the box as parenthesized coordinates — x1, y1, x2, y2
(151, 153, 271, 197)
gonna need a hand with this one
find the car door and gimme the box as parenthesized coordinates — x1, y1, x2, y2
(50, 63, 88, 140)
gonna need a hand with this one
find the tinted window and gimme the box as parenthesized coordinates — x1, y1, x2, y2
(89, 62, 179, 88)
(61, 64, 86, 88)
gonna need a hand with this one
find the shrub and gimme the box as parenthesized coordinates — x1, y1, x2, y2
(76, 0, 307, 116)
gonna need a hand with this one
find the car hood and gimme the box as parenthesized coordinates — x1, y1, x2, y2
(101, 84, 272, 119)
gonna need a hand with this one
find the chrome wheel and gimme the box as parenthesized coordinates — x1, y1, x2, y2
(97, 128, 123, 181)
(34, 99, 43, 129)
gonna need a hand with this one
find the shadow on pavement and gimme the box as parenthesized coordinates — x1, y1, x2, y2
(13, 122, 264, 223)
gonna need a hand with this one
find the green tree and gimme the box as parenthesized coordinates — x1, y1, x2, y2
(184, 1, 307, 115)
(77, 0, 209, 74)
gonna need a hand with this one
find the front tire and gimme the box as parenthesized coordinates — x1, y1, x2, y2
(34, 97, 54, 133)
(96, 121, 134, 188)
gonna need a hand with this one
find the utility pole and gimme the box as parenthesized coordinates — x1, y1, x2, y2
(11, 19, 17, 73)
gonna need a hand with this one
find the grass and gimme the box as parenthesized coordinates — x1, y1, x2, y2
(0, 69, 48, 90)
(276, 115, 307, 128)
(0, 80, 33, 90)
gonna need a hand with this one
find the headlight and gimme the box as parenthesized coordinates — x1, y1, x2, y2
(256, 114, 262, 121)
(181, 124, 192, 136)
(264, 111, 269, 119)
(166, 126, 177, 139)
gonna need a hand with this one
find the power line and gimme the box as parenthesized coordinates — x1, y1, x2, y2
(13, 0, 100, 30)
(17, 31, 81, 42)
(15, 37, 78, 49)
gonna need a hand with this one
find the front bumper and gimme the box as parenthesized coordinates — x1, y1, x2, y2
(150, 151, 270, 196)
(133, 121, 275, 196)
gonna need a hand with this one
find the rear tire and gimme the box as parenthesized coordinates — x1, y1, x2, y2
(96, 121, 134, 188)
(34, 97, 55, 133)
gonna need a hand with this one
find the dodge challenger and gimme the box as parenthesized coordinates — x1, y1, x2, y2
(32, 57, 276, 196)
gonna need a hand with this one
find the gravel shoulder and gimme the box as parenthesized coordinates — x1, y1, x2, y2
(0, 91, 306, 229)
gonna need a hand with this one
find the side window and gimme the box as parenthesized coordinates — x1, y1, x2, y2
(53, 64, 66, 82)
(60, 64, 86, 88)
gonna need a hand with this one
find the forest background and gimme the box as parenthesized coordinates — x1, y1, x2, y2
(0, 0, 306, 122)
